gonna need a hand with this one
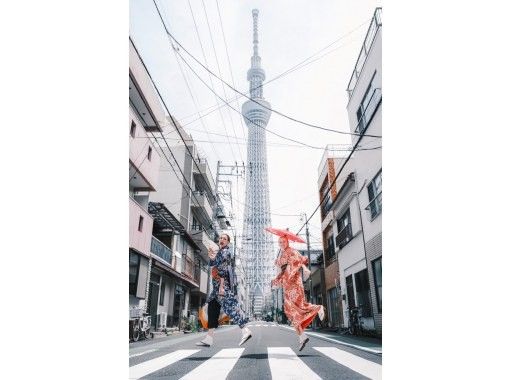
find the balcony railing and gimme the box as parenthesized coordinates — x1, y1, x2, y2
(182, 256, 200, 284)
(151, 237, 172, 265)
(347, 7, 382, 99)
(191, 190, 214, 221)
(193, 155, 216, 192)
(182, 255, 193, 278)
(191, 225, 216, 242)
(355, 88, 382, 134)
(336, 225, 353, 250)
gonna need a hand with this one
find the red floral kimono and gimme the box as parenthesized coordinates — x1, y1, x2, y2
(271, 247, 322, 334)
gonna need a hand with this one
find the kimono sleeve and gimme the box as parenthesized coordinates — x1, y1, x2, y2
(209, 250, 222, 267)
(271, 272, 284, 288)
(287, 250, 307, 278)
(217, 248, 231, 278)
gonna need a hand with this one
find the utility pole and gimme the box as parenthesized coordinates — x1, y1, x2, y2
(303, 213, 313, 303)
(215, 160, 245, 294)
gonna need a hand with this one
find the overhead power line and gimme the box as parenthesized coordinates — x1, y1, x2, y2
(214, 0, 247, 141)
(130, 37, 222, 233)
(184, 0, 239, 161)
(295, 104, 381, 235)
(199, 0, 244, 160)
(177, 17, 370, 125)
(155, 13, 382, 139)
(173, 45, 383, 152)
(149, 133, 381, 152)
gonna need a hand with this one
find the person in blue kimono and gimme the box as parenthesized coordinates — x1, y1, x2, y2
(196, 233, 252, 347)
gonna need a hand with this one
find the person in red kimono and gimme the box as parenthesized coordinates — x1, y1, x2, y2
(271, 236, 325, 351)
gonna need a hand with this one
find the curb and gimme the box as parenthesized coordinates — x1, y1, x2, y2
(278, 324, 382, 355)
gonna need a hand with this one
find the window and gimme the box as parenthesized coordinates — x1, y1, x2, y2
(372, 258, 382, 312)
(138, 216, 144, 232)
(356, 72, 380, 134)
(147, 146, 152, 161)
(321, 193, 332, 218)
(336, 209, 352, 249)
(326, 235, 335, 260)
(320, 181, 333, 219)
(129, 251, 140, 296)
(159, 282, 165, 306)
(130, 121, 136, 138)
(367, 170, 382, 219)
(354, 269, 372, 317)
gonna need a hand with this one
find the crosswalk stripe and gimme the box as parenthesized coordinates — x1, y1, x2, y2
(129, 349, 199, 379)
(313, 347, 381, 380)
(279, 325, 382, 354)
(267, 347, 322, 380)
(179, 348, 245, 380)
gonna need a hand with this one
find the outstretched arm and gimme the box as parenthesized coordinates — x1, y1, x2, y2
(271, 270, 285, 288)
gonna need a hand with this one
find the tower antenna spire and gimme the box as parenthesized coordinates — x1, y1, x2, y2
(252, 9, 259, 57)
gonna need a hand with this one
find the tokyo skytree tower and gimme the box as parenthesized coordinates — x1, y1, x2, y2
(241, 9, 275, 317)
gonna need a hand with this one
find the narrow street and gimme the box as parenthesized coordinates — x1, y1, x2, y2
(129, 322, 381, 379)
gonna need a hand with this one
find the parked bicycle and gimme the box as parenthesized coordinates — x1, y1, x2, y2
(132, 313, 152, 342)
(348, 306, 364, 336)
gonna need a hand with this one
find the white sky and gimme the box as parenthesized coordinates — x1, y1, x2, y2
(129, 0, 382, 249)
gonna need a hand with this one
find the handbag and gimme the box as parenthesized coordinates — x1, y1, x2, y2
(198, 302, 229, 329)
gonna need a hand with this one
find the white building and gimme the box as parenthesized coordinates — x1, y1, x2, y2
(318, 8, 382, 335)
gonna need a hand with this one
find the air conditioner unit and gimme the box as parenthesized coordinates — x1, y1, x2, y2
(159, 312, 167, 328)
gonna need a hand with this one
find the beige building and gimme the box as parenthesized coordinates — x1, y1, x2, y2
(129, 36, 164, 317)
(129, 36, 222, 332)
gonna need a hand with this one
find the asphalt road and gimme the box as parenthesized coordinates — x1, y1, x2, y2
(129, 322, 382, 379)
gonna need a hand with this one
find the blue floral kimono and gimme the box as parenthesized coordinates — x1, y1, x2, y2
(207, 245, 247, 328)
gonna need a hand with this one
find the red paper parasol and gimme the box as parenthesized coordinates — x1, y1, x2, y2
(265, 227, 306, 244)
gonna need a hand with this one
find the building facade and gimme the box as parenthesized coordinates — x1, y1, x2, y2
(129, 36, 164, 319)
(149, 122, 225, 329)
(317, 8, 382, 335)
(343, 7, 382, 334)
(317, 147, 343, 329)
(129, 37, 227, 333)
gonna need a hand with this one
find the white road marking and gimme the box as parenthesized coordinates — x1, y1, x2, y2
(267, 347, 322, 380)
(279, 325, 382, 354)
(129, 349, 199, 379)
(129, 349, 157, 358)
(314, 347, 381, 380)
(179, 348, 245, 380)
